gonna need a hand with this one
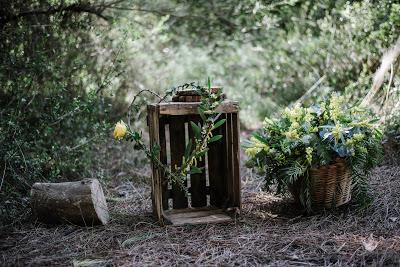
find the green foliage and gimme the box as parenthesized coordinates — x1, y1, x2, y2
(113, 0, 399, 127)
(0, 0, 118, 223)
(245, 94, 384, 211)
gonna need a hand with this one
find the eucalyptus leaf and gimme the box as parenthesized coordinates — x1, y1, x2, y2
(190, 121, 201, 139)
(184, 140, 192, 159)
(208, 134, 223, 143)
(189, 166, 204, 174)
(213, 118, 226, 130)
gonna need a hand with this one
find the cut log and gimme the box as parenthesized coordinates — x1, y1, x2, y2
(31, 179, 109, 226)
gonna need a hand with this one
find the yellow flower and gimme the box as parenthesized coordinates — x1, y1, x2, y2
(332, 124, 343, 140)
(306, 147, 313, 164)
(346, 139, 354, 146)
(245, 137, 270, 157)
(304, 112, 314, 123)
(329, 94, 345, 121)
(113, 120, 127, 140)
(353, 133, 365, 142)
(291, 121, 300, 130)
(283, 103, 303, 122)
(245, 147, 261, 158)
(284, 129, 300, 140)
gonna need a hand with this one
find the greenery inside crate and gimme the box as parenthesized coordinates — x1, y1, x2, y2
(244, 94, 384, 212)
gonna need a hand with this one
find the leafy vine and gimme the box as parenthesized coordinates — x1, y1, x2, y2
(114, 79, 226, 193)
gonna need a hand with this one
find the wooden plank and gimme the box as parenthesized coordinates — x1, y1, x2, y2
(169, 116, 188, 209)
(162, 206, 219, 215)
(175, 88, 220, 96)
(159, 116, 169, 211)
(225, 113, 234, 208)
(208, 113, 228, 207)
(158, 101, 239, 115)
(147, 105, 164, 225)
(188, 115, 207, 208)
(163, 208, 232, 226)
(231, 112, 241, 209)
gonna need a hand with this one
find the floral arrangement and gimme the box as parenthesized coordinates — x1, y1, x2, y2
(113, 80, 226, 192)
(244, 94, 383, 211)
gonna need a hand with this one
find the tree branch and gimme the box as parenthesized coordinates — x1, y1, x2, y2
(0, 3, 111, 26)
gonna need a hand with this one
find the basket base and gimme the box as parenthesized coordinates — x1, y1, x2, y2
(163, 207, 233, 226)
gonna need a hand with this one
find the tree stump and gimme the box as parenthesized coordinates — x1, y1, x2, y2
(31, 179, 109, 226)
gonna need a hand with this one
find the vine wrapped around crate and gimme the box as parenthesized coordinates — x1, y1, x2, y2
(113, 80, 241, 225)
(147, 89, 241, 225)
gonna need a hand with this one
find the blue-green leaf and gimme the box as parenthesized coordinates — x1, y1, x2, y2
(212, 119, 226, 130)
(208, 134, 223, 143)
(190, 121, 201, 139)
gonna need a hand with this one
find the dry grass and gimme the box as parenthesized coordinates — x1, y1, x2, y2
(1, 148, 400, 266)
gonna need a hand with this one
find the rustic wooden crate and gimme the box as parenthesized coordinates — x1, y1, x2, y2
(147, 92, 241, 226)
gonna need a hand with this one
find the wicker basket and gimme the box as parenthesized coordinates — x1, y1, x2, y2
(291, 158, 352, 209)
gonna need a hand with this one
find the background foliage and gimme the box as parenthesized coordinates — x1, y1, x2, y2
(1, 0, 399, 223)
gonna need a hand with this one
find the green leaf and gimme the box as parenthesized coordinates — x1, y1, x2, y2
(190, 121, 201, 139)
(198, 107, 206, 122)
(190, 166, 204, 174)
(207, 77, 211, 89)
(184, 140, 192, 160)
(208, 134, 223, 143)
(196, 148, 209, 157)
(213, 119, 226, 130)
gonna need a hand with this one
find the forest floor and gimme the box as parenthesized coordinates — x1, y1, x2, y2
(1, 140, 400, 266)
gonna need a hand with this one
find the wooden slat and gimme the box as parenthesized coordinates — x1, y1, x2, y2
(158, 101, 239, 115)
(231, 112, 241, 209)
(159, 117, 169, 210)
(163, 208, 232, 226)
(147, 105, 164, 225)
(188, 115, 207, 208)
(174, 88, 220, 96)
(169, 116, 188, 209)
(225, 113, 234, 208)
(208, 114, 228, 207)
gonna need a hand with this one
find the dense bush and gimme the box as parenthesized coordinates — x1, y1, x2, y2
(0, 1, 117, 222)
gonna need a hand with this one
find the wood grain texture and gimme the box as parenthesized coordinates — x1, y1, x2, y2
(31, 179, 109, 225)
(169, 116, 188, 209)
(158, 101, 238, 115)
(231, 112, 242, 209)
(225, 113, 234, 208)
(147, 105, 164, 225)
(208, 113, 228, 207)
(163, 208, 232, 226)
(159, 116, 169, 210)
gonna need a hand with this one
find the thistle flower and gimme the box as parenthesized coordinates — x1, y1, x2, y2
(113, 120, 127, 140)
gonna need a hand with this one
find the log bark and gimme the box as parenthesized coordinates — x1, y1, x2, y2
(31, 179, 109, 226)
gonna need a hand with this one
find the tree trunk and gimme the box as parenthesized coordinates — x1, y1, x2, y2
(31, 179, 109, 226)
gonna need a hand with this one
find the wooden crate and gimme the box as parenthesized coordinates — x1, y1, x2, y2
(147, 92, 241, 226)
